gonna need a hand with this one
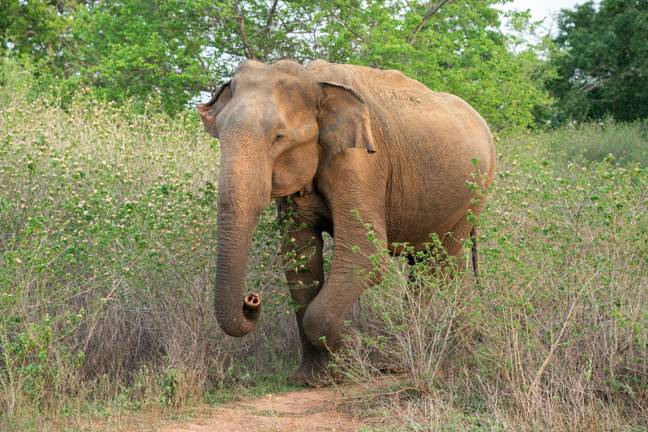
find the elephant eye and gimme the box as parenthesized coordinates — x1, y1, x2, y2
(274, 133, 285, 143)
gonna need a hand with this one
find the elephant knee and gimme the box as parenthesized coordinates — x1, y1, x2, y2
(303, 304, 339, 349)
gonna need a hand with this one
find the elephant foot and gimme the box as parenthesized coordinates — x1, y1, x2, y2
(293, 349, 332, 387)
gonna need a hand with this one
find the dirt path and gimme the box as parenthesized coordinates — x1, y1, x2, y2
(159, 387, 364, 432)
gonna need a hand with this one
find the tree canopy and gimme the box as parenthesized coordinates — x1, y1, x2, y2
(548, 0, 648, 122)
(3, 0, 646, 128)
(1, 0, 553, 129)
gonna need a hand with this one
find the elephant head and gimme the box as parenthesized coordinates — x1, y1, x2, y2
(197, 60, 375, 337)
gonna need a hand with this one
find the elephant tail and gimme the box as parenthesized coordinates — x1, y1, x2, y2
(470, 227, 479, 280)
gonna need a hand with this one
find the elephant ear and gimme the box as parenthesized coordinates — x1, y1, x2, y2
(197, 81, 232, 138)
(317, 81, 376, 164)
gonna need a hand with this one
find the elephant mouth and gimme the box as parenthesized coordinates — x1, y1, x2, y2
(270, 182, 312, 199)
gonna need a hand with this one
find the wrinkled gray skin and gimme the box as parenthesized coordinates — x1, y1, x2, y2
(197, 60, 496, 386)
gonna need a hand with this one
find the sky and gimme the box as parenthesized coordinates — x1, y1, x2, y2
(504, 0, 590, 23)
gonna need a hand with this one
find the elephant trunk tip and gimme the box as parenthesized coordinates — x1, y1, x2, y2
(243, 293, 262, 321)
(215, 293, 262, 338)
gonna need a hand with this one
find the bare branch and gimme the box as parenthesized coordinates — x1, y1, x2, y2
(233, 3, 258, 60)
(528, 282, 589, 398)
(581, 76, 610, 93)
(264, 0, 279, 36)
(580, 67, 648, 93)
(331, 11, 365, 42)
(408, 0, 455, 44)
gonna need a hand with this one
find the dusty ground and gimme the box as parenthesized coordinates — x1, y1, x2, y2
(156, 387, 365, 432)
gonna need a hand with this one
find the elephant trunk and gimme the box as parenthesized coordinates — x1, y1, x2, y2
(213, 174, 267, 337)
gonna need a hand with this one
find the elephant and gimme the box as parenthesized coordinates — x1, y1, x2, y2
(197, 59, 496, 386)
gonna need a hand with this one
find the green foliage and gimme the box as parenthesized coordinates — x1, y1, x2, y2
(68, 0, 216, 113)
(548, 0, 648, 123)
(1, 0, 553, 126)
(0, 0, 77, 64)
(207, 0, 322, 64)
(0, 57, 36, 105)
(546, 118, 648, 167)
(315, 0, 553, 130)
(1, 0, 218, 114)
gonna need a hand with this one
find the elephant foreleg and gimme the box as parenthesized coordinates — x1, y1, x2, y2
(301, 200, 388, 351)
(303, 149, 389, 352)
(277, 198, 329, 385)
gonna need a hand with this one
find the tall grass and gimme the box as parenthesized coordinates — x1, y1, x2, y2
(1, 62, 647, 430)
(547, 118, 648, 167)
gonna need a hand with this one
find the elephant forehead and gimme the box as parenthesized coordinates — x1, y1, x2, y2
(218, 98, 286, 138)
(226, 85, 310, 129)
(233, 62, 308, 89)
(233, 72, 303, 94)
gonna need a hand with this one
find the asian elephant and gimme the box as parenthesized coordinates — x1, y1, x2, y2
(197, 59, 496, 386)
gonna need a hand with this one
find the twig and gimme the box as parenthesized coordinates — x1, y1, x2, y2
(264, 0, 279, 36)
(408, 0, 455, 44)
(331, 11, 365, 42)
(234, 3, 258, 60)
(527, 279, 592, 396)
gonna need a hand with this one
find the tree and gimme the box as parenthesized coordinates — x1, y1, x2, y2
(1, 0, 553, 125)
(206, 0, 321, 66)
(0, 0, 79, 74)
(67, 0, 216, 113)
(548, 0, 648, 122)
(309, 0, 553, 130)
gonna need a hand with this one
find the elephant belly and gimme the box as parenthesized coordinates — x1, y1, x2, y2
(387, 188, 472, 251)
(384, 142, 484, 251)
(380, 97, 492, 251)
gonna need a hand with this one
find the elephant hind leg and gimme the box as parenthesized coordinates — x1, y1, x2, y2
(442, 217, 473, 256)
(438, 215, 480, 276)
